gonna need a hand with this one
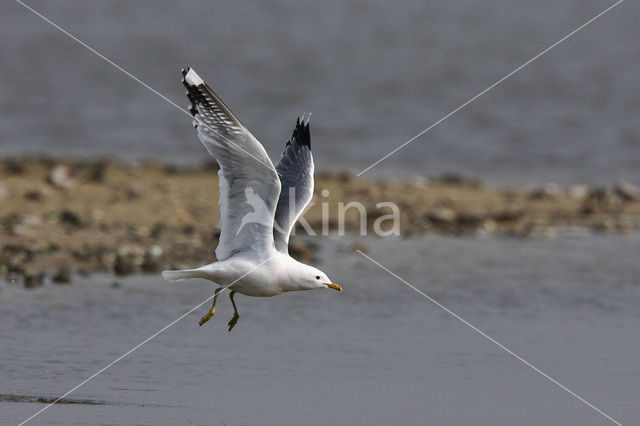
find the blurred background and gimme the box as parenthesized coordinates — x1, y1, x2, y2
(2, 1, 640, 425)
(2, 0, 639, 184)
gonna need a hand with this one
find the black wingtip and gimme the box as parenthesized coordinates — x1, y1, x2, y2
(290, 116, 311, 150)
(181, 66, 201, 118)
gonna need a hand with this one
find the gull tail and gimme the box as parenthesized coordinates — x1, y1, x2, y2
(161, 268, 206, 282)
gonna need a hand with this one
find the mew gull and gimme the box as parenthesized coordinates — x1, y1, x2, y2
(162, 67, 341, 331)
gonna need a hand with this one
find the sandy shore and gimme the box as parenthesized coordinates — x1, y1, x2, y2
(1, 157, 639, 285)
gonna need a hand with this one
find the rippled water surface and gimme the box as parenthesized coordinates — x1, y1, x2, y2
(2, 0, 640, 184)
(2, 234, 640, 425)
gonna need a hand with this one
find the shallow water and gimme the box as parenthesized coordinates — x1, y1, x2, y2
(2, 0, 640, 185)
(2, 233, 639, 425)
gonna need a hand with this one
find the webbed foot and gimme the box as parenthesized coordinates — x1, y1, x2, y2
(199, 310, 214, 326)
(228, 313, 239, 331)
(199, 287, 222, 326)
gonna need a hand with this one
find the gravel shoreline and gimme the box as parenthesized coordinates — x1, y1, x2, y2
(1, 157, 639, 287)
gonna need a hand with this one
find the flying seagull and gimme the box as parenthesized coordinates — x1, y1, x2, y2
(162, 68, 341, 331)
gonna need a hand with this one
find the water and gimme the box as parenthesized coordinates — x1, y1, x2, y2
(2, 2, 640, 424)
(2, 234, 640, 425)
(2, 0, 640, 185)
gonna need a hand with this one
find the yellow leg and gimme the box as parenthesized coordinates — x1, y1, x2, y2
(199, 287, 222, 326)
(228, 291, 240, 331)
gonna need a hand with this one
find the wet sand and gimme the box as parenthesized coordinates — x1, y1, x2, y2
(1, 157, 640, 284)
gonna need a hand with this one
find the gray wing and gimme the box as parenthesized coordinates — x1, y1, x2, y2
(273, 117, 314, 253)
(182, 67, 281, 260)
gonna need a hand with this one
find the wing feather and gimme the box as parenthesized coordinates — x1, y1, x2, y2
(273, 117, 314, 253)
(182, 67, 280, 260)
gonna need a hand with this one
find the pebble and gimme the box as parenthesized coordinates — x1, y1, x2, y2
(23, 271, 45, 289)
(337, 172, 354, 183)
(614, 180, 640, 201)
(528, 183, 562, 200)
(482, 218, 497, 232)
(592, 217, 617, 232)
(426, 207, 456, 224)
(455, 209, 486, 226)
(10, 215, 42, 237)
(582, 188, 622, 214)
(142, 245, 164, 272)
(127, 185, 142, 200)
(181, 224, 197, 236)
(87, 160, 108, 182)
(566, 184, 589, 200)
(409, 175, 429, 188)
(58, 209, 83, 227)
(433, 172, 482, 187)
(114, 245, 145, 275)
(47, 165, 75, 189)
(150, 223, 167, 239)
(492, 209, 524, 222)
(52, 268, 72, 284)
(3, 160, 25, 175)
(23, 189, 43, 201)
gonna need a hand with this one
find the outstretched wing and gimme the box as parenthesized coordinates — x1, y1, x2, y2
(273, 117, 314, 253)
(182, 67, 281, 260)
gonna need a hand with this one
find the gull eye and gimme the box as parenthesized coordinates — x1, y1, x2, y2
(315, 276, 321, 280)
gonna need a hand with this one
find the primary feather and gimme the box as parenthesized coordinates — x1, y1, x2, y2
(273, 117, 315, 253)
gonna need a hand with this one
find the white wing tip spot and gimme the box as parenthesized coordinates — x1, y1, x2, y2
(184, 68, 204, 86)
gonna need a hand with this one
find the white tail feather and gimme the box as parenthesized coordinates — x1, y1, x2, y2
(161, 268, 204, 282)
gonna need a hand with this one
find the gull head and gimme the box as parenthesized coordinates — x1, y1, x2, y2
(296, 264, 341, 292)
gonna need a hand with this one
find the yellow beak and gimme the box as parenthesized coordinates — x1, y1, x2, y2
(326, 283, 342, 292)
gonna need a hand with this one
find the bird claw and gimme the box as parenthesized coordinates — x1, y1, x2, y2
(228, 314, 239, 332)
